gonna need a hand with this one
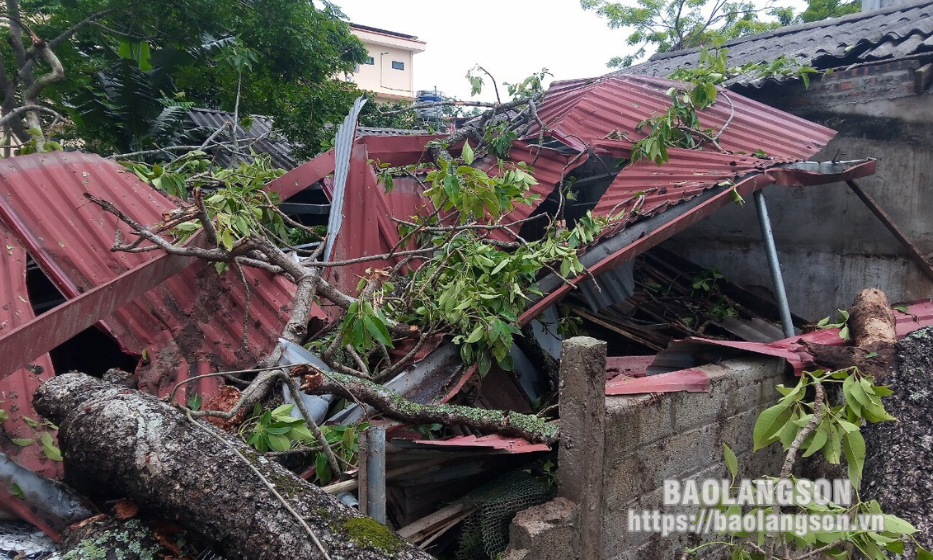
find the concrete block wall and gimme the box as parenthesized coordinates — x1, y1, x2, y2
(504, 355, 791, 560)
(601, 356, 789, 559)
(670, 61, 933, 321)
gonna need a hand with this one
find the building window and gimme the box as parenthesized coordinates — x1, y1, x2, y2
(365, 56, 375, 65)
(391, 61, 404, 70)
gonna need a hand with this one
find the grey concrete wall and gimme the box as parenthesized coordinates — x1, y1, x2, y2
(505, 355, 791, 560)
(667, 69, 933, 321)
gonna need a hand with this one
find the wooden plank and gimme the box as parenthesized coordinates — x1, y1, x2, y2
(398, 503, 472, 540)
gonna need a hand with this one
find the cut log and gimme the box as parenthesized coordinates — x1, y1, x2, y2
(33, 373, 434, 560)
(849, 288, 897, 350)
(803, 288, 897, 379)
(862, 327, 933, 558)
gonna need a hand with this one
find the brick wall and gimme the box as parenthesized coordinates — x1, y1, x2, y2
(504, 355, 791, 560)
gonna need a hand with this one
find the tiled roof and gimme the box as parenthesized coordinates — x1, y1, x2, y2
(185, 108, 300, 170)
(618, 0, 933, 86)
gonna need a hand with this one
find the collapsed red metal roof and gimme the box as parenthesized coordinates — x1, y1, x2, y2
(0, 152, 309, 440)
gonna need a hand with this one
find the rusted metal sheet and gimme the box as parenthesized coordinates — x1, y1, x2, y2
(0, 152, 304, 402)
(604, 356, 653, 381)
(649, 300, 933, 377)
(517, 159, 877, 326)
(527, 75, 836, 158)
(0, 221, 59, 479)
(405, 434, 550, 454)
(605, 368, 710, 395)
(266, 149, 334, 200)
(327, 143, 435, 296)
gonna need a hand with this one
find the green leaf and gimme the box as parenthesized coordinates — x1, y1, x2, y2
(843, 429, 865, 488)
(882, 514, 916, 535)
(316, 452, 333, 485)
(187, 393, 202, 411)
(363, 314, 392, 347)
(271, 404, 295, 417)
(42, 442, 63, 461)
(916, 546, 933, 560)
(266, 434, 291, 452)
(753, 401, 792, 450)
(722, 443, 738, 481)
(10, 438, 34, 447)
(802, 422, 829, 457)
(465, 324, 485, 344)
(461, 140, 475, 165)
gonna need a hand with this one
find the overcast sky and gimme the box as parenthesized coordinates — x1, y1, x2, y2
(333, 0, 629, 102)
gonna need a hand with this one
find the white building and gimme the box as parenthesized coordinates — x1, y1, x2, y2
(349, 24, 425, 102)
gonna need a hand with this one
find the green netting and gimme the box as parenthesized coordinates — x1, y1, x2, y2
(455, 469, 556, 560)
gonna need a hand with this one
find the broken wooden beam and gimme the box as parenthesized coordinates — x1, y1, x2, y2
(846, 180, 933, 284)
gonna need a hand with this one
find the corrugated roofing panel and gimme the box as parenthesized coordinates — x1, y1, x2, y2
(527, 75, 835, 159)
(649, 300, 933, 377)
(0, 222, 59, 479)
(617, 0, 933, 86)
(404, 434, 550, 454)
(186, 108, 299, 170)
(0, 152, 300, 399)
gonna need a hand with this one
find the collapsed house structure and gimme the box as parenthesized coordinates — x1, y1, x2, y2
(618, 0, 933, 318)
(1, 17, 933, 557)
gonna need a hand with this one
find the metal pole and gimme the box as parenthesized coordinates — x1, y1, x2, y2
(364, 426, 386, 524)
(754, 190, 795, 339)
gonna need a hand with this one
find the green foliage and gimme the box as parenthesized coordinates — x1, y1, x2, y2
(310, 423, 368, 485)
(816, 309, 852, 341)
(504, 68, 552, 98)
(122, 153, 311, 258)
(243, 403, 315, 453)
(422, 145, 539, 224)
(583, 0, 786, 68)
(584, 0, 858, 69)
(341, 298, 394, 353)
(798, 0, 860, 22)
(358, 99, 423, 132)
(406, 211, 606, 376)
(692, 268, 726, 293)
(10, 0, 367, 157)
(632, 43, 818, 165)
(8, 415, 63, 462)
(701, 367, 927, 560)
(367, 149, 609, 376)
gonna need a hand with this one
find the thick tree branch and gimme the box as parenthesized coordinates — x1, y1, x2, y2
(303, 369, 559, 445)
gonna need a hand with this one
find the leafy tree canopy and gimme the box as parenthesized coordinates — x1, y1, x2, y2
(581, 0, 859, 68)
(2, 0, 368, 157)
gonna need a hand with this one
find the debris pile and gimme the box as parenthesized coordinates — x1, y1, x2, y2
(1, 72, 929, 559)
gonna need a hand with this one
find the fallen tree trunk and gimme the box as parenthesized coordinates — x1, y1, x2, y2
(33, 373, 434, 560)
(803, 288, 897, 379)
(861, 327, 933, 559)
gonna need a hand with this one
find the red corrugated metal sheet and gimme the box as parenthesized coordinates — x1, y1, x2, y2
(479, 142, 590, 242)
(406, 434, 550, 454)
(327, 143, 436, 297)
(605, 356, 653, 381)
(0, 152, 306, 401)
(651, 300, 933, 377)
(527, 75, 835, 158)
(517, 159, 877, 326)
(606, 369, 710, 395)
(0, 221, 59, 479)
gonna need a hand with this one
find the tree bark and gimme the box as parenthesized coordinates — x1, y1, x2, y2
(861, 327, 933, 559)
(33, 373, 434, 560)
(803, 288, 897, 379)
